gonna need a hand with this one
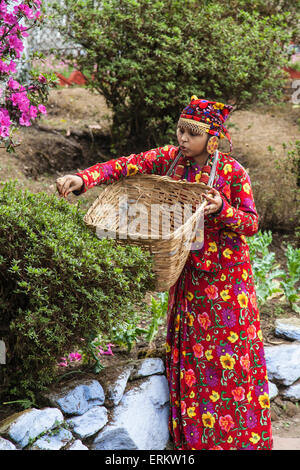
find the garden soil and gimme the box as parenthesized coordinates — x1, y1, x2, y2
(0, 86, 300, 450)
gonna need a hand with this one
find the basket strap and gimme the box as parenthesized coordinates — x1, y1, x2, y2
(166, 150, 183, 177)
(207, 149, 219, 188)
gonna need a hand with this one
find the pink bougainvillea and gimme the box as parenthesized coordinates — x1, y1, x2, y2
(0, 1, 56, 152)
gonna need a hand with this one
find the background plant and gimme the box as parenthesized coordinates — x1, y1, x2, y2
(0, 180, 155, 401)
(248, 230, 300, 311)
(48, 0, 299, 153)
(248, 230, 286, 306)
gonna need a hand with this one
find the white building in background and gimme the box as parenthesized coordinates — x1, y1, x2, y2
(18, 0, 83, 80)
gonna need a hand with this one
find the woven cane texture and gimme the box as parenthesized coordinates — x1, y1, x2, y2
(83, 174, 209, 291)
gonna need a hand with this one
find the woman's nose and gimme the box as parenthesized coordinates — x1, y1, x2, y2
(181, 132, 188, 142)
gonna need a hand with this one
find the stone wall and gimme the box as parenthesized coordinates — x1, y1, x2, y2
(1, 318, 300, 450)
(0, 358, 171, 450)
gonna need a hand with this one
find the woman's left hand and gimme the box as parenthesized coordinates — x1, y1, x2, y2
(203, 187, 223, 216)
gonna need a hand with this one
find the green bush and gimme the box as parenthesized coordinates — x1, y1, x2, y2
(49, 0, 297, 153)
(0, 181, 155, 401)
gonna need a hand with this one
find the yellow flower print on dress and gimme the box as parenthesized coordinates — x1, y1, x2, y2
(227, 331, 238, 343)
(223, 248, 233, 259)
(210, 391, 220, 402)
(187, 312, 194, 327)
(242, 269, 248, 281)
(186, 291, 194, 301)
(223, 163, 232, 175)
(187, 407, 197, 418)
(205, 350, 213, 361)
(226, 207, 234, 217)
(247, 391, 253, 403)
(220, 353, 236, 370)
(237, 292, 248, 308)
(90, 170, 101, 180)
(250, 433, 260, 444)
(258, 393, 270, 409)
(115, 161, 122, 171)
(202, 412, 215, 428)
(220, 289, 231, 301)
(243, 182, 251, 194)
(195, 172, 202, 183)
(126, 164, 138, 176)
(172, 418, 177, 429)
(208, 242, 217, 252)
(220, 273, 226, 281)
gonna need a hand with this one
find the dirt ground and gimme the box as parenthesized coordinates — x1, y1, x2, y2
(0, 85, 299, 450)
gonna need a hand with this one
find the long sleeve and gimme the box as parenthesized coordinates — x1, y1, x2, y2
(206, 165, 259, 237)
(72, 145, 178, 195)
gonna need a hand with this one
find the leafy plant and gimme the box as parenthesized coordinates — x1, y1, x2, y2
(248, 230, 286, 306)
(0, 181, 155, 401)
(145, 292, 169, 343)
(49, 0, 297, 153)
(278, 244, 300, 313)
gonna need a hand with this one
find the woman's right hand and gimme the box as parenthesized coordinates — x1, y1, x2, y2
(56, 174, 84, 198)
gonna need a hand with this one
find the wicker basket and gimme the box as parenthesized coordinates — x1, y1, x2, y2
(83, 174, 209, 291)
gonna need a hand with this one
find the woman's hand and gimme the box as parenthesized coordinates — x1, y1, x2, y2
(202, 187, 223, 216)
(56, 174, 84, 198)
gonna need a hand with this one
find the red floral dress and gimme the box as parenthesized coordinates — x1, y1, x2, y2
(74, 145, 273, 451)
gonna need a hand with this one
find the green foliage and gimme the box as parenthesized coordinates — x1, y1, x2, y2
(48, 0, 298, 153)
(0, 181, 155, 401)
(145, 292, 169, 343)
(279, 244, 300, 313)
(248, 230, 285, 306)
(248, 230, 300, 312)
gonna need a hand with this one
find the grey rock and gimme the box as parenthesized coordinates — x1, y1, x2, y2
(268, 381, 279, 400)
(265, 342, 300, 386)
(67, 439, 89, 450)
(275, 317, 300, 342)
(0, 436, 17, 450)
(282, 381, 300, 401)
(107, 366, 134, 406)
(48, 380, 105, 416)
(92, 375, 170, 450)
(30, 428, 73, 450)
(67, 406, 108, 438)
(0, 408, 64, 448)
(130, 358, 165, 380)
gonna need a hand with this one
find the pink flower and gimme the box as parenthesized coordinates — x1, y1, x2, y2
(38, 104, 47, 114)
(58, 357, 68, 367)
(68, 352, 82, 362)
(29, 105, 38, 119)
(97, 343, 114, 356)
(7, 77, 20, 90)
(0, 108, 11, 137)
(38, 74, 47, 84)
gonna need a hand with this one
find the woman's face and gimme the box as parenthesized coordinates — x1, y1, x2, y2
(176, 126, 209, 159)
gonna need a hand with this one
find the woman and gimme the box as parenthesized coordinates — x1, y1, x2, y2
(56, 97, 273, 450)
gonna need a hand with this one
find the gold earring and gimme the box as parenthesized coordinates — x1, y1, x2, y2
(206, 136, 219, 154)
